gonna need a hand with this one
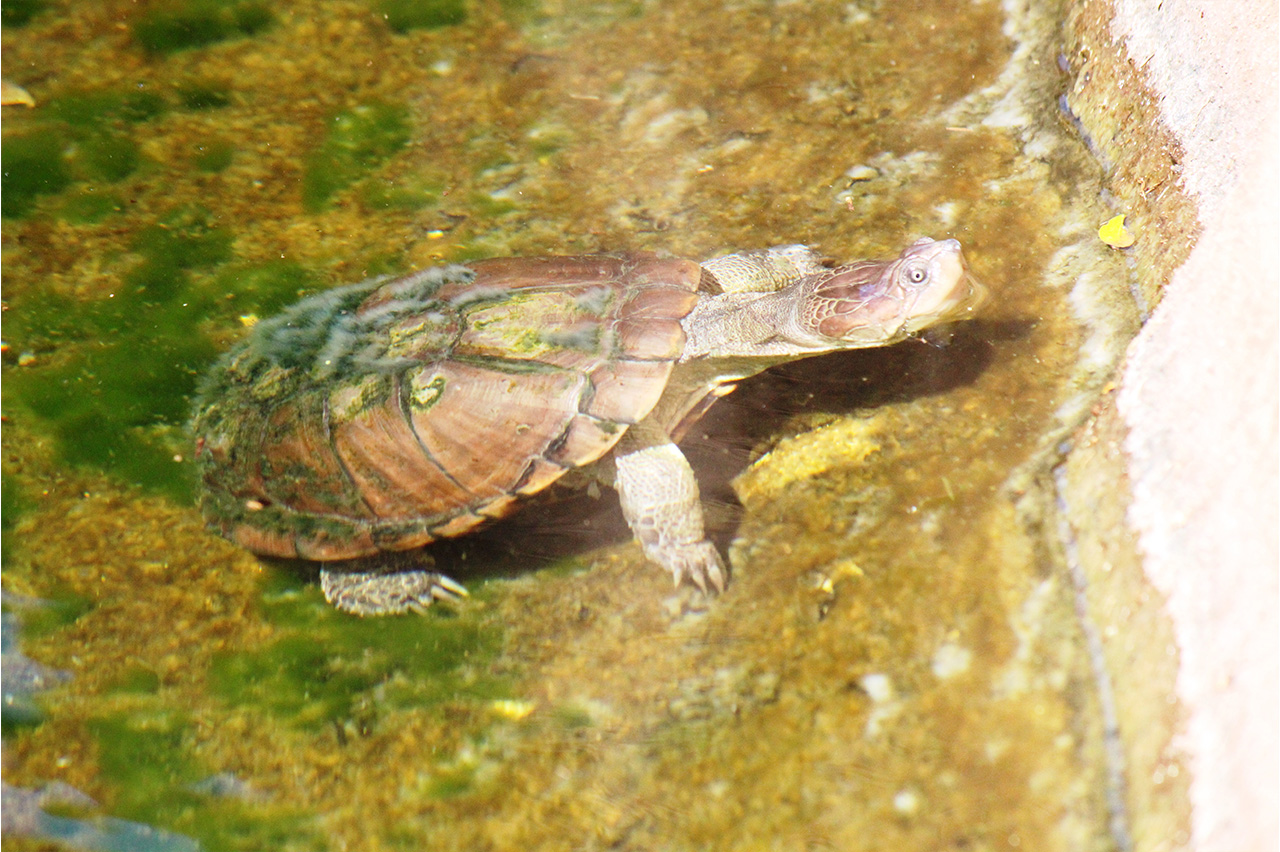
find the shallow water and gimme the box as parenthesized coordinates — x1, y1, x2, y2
(3, 1, 1137, 849)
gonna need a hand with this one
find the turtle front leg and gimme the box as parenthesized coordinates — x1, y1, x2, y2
(700, 244, 826, 293)
(613, 439, 727, 594)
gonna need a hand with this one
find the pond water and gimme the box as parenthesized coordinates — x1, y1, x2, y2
(2, 0, 1138, 849)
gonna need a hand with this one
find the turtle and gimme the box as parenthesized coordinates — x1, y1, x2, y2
(191, 238, 982, 615)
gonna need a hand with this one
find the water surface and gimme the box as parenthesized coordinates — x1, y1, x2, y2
(2, 1, 1135, 849)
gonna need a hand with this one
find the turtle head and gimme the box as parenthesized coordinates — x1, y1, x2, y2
(800, 238, 985, 347)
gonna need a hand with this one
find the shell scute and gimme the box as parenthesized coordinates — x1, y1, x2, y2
(477, 492, 521, 519)
(546, 413, 622, 466)
(454, 285, 612, 369)
(405, 362, 584, 502)
(330, 374, 473, 522)
(619, 286, 700, 322)
(232, 523, 300, 559)
(460, 255, 629, 295)
(623, 256, 702, 289)
(259, 394, 372, 520)
(380, 311, 461, 362)
(429, 511, 487, 539)
(586, 359, 675, 423)
(297, 526, 379, 561)
(615, 318, 685, 360)
(198, 408, 269, 502)
(515, 456, 569, 496)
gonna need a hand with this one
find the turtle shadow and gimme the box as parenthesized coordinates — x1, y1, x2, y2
(288, 317, 1018, 589)
(683, 317, 1013, 554)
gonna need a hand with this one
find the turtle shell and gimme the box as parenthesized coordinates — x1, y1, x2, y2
(192, 253, 702, 560)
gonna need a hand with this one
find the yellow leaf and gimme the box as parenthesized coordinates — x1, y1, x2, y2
(1099, 214, 1135, 248)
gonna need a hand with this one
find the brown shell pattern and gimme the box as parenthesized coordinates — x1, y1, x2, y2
(192, 253, 702, 560)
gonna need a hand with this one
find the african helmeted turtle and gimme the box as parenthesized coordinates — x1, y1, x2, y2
(192, 238, 982, 614)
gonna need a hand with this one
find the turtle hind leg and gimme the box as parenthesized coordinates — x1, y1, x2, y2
(613, 438, 727, 595)
(320, 565, 468, 616)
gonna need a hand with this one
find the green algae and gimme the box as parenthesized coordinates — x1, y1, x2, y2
(1, 695, 48, 738)
(7, 306, 216, 501)
(2, 474, 26, 534)
(1, 0, 44, 26)
(177, 80, 233, 110)
(2, 132, 72, 219)
(210, 569, 508, 730)
(205, 261, 320, 316)
(47, 87, 169, 127)
(120, 90, 171, 123)
(59, 189, 126, 223)
(187, 804, 327, 852)
(349, 251, 406, 279)
(106, 663, 164, 695)
(467, 192, 518, 219)
(133, 0, 275, 55)
(302, 101, 412, 212)
(192, 139, 236, 172)
(377, 0, 467, 32)
(2, 85, 169, 218)
(75, 130, 142, 183)
(129, 206, 236, 297)
(6, 592, 96, 643)
(85, 710, 325, 852)
(2, 290, 83, 352)
(45, 88, 167, 185)
(88, 711, 204, 815)
(126, 209, 239, 294)
(360, 180, 440, 211)
(2, 206, 242, 498)
(209, 634, 376, 729)
(425, 764, 477, 798)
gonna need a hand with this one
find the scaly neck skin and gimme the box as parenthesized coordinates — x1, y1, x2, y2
(679, 285, 831, 363)
(642, 286, 831, 441)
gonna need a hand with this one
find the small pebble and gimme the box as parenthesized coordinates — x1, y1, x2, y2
(1, 80, 35, 106)
(893, 788, 921, 815)
(931, 643, 972, 679)
(859, 673, 894, 703)
(490, 699, 536, 720)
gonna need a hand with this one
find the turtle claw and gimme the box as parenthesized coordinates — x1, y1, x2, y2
(432, 574, 470, 601)
(321, 567, 468, 616)
(663, 541, 727, 596)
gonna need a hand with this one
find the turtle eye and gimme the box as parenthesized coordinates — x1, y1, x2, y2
(907, 266, 929, 284)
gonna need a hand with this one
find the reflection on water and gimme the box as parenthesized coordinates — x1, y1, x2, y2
(2, 0, 1137, 848)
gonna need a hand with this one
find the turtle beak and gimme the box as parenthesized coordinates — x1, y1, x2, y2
(962, 272, 988, 312)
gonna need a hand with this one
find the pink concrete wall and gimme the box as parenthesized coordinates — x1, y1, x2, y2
(1109, 2, 1278, 850)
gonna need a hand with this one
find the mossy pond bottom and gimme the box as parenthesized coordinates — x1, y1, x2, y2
(3, 0, 1136, 849)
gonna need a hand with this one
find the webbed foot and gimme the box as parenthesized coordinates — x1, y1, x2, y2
(320, 567, 468, 616)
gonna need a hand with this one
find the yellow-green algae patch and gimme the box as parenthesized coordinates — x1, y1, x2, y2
(2, 441, 518, 849)
(734, 417, 882, 509)
(3, 0, 1140, 848)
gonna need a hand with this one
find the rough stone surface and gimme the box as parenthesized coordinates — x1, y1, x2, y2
(1108, 2, 1279, 851)
(1110, 0, 1278, 222)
